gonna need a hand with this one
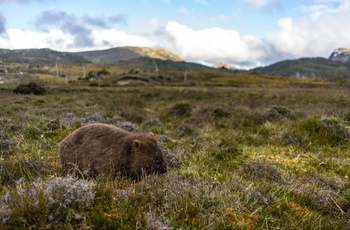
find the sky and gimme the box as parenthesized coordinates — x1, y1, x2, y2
(0, 0, 350, 69)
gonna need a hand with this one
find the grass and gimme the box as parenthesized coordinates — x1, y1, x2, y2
(0, 74, 349, 229)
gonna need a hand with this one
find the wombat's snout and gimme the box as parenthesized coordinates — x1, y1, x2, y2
(155, 158, 167, 173)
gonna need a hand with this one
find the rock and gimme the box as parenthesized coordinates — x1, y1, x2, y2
(213, 62, 236, 70)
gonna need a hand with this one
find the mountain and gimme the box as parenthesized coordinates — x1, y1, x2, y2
(115, 57, 214, 72)
(74, 46, 183, 64)
(0, 48, 89, 64)
(0, 46, 183, 65)
(329, 48, 350, 63)
(250, 57, 350, 80)
(0, 47, 215, 72)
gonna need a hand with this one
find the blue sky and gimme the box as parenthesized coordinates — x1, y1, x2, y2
(0, 0, 349, 68)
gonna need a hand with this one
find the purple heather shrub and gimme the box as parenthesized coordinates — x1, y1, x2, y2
(0, 176, 95, 227)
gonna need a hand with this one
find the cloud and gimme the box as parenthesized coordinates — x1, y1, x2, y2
(82, 15, 108, 28)
(0, 12, 6, 35)
(34, 10, 93, 47)
(156, 21, 269, 68)
(91, 29, 156, 49)
(108, 14, 128, 26)
(240, 0, 283, 12)
(34, 10, 127, 48)
(267, 1, 350, 59)
(0, 27, 156, 52)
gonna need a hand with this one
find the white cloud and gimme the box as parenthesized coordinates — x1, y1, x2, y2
(91, 29, 156, 51)
(267, 1, 350, 58)
(157, 21, 268, 67)
(0, 28, 156, 52)
(0, 29, 69, 49)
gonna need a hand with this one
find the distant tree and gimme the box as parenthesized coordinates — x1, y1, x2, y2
(87, 71, 96, 80)
(97, 69, 110, 76)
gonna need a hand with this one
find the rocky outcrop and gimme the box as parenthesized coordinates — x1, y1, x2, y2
(329, 48, 350, 63)
(213, 62, 236, 70)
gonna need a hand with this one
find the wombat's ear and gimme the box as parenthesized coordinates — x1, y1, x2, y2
(132, 140, 142, 149)
(148, 132, 155, 137)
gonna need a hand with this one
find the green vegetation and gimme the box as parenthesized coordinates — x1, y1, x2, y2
(0, 70, 349, 229)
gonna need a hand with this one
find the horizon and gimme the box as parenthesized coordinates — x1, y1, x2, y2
(0, 45, 338, 71)
(0, 0, 349, 69)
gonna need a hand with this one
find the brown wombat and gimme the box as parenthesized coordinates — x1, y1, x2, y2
(59, 123, 167, 180)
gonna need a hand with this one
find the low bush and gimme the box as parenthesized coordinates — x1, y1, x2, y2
(291, 116, 349, 147)
(169, 102, 192, 117)
(13, 82, 46, 95)
(0, 176, 95, 229)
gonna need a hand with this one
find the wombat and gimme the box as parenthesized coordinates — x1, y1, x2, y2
(59, 123, 167, 180)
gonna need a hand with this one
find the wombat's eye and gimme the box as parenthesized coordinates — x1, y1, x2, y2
(155, 159, 162, 166)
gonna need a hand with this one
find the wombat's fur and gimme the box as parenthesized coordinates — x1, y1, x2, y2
(59, 123, 167, 180)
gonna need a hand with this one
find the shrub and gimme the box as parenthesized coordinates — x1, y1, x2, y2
(142, 119, 164, 133)
(292, 116, 349, 147)
(213, 108, 230, 119)
(244, 159, 286, 185)
(169, 102, 192, 117)
(0, 131, 13, 152)
(89, 82, 99, 87)
(261, 106, 294, 121)
(13, 82, 46, 95)
(212, 139, 242, 160)
(178, 123, 197, 137)
(0, 176, 95, 229)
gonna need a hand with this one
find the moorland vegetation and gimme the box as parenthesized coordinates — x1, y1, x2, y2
(0, 64, 349, 229)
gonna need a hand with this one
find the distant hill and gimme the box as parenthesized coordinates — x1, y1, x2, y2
(0, 48, 89, 64)
(3, 46, 350, 80)
(115, 57, 214, 72)
(74, 46, 183, 64)
(0, 47, 216, 72)
(250, 57, 350, 80)
(0, 46, 183, 65)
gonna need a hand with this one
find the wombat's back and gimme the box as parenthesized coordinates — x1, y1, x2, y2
(59, 124, 131, 177)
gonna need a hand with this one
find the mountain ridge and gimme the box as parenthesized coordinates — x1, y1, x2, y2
(1, 46, 350, 80)
(74, 46, 183, 64)
(250, 57, 350, 80)
(0, 48, 89, 64)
